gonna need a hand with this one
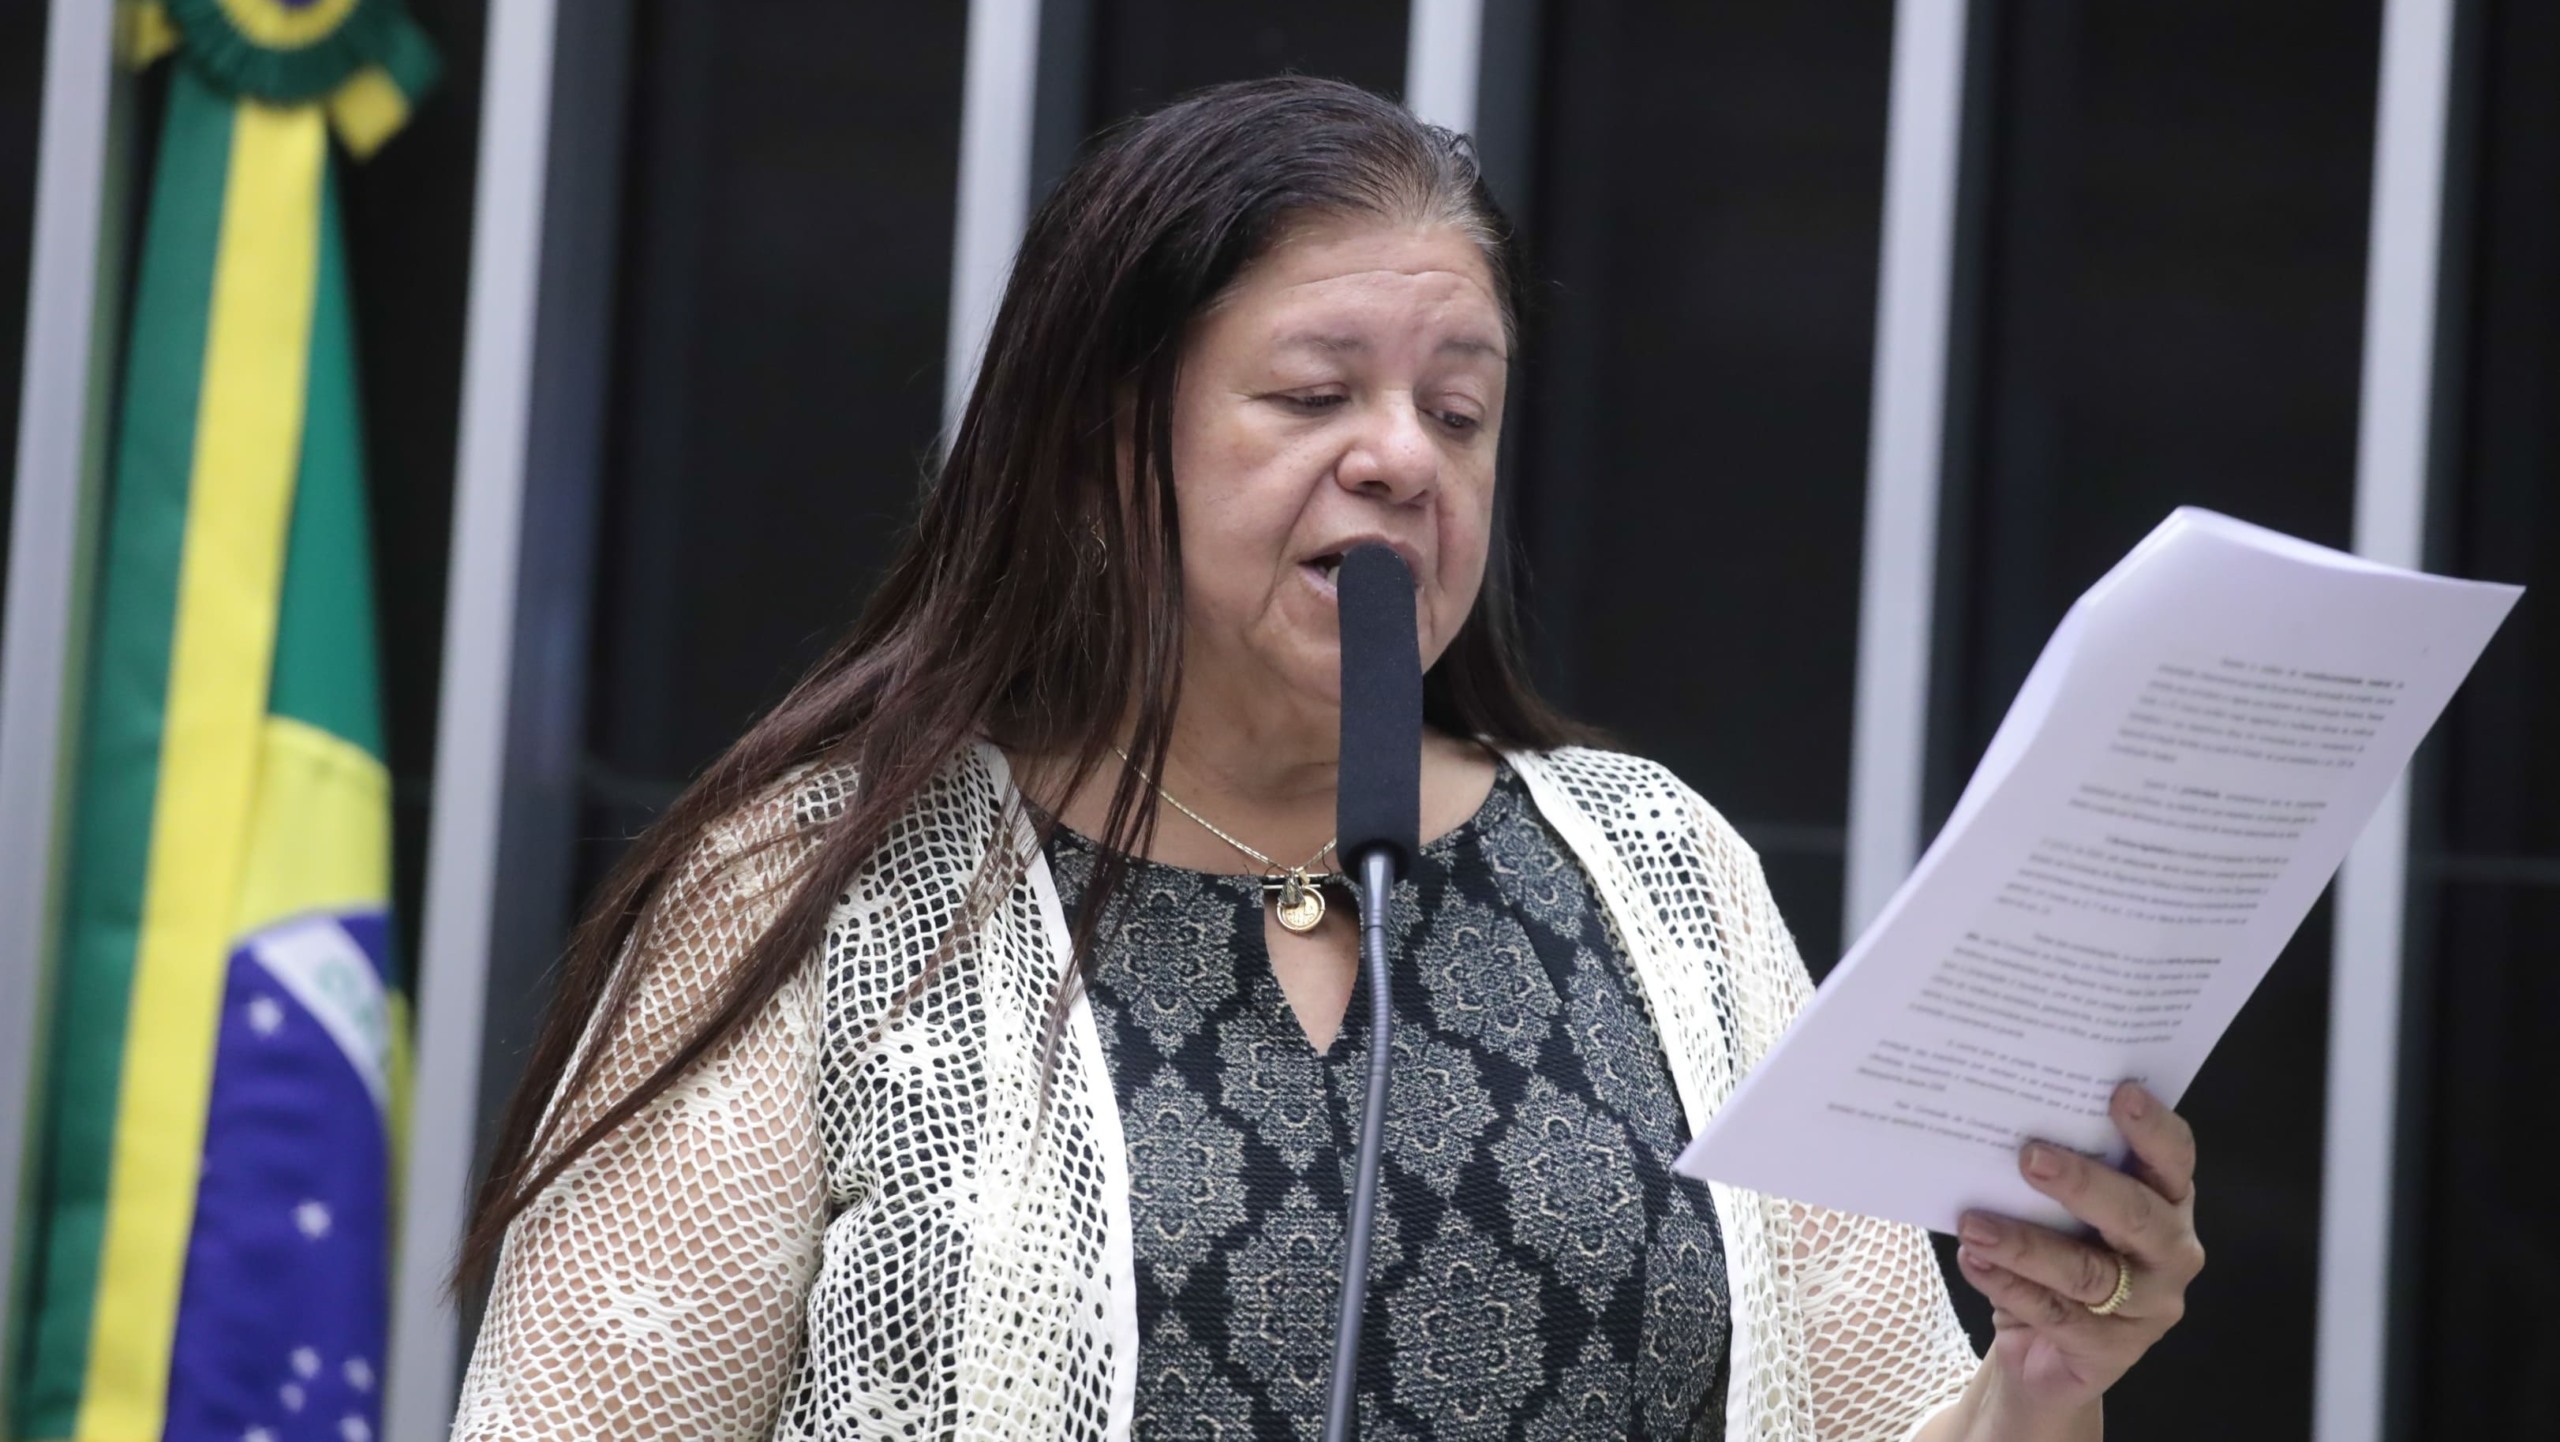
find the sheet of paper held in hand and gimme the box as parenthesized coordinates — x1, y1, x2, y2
(1674, 507, 2520, 1235)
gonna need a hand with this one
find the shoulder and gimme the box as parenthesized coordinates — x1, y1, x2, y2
(1504, 744, 1761, 875)
(664, 743, 1023, 935)
(678, 742, 1017, 901)
(668, 763, 849, 905)
(605, 769, 870, 1015)
(1506, 747, 1814, 1030)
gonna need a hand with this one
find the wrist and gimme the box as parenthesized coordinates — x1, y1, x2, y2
(1967, 1370, 2101, 1442)
(1924, 1359, 2102, 1442)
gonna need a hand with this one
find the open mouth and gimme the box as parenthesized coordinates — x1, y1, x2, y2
(1301, 552, 1348, 598)
(1301, 547, 1425, 599)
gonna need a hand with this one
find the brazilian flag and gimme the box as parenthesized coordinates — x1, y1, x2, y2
(9, 4, 433, 1439)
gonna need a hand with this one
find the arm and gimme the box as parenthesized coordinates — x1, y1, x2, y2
(1709, 795, 2200, 1442)
(1783, 1199, 1984, 1441)
(1911, 1367, 2099, 1442)
(451, 792, 829, 1440)
(1693, 796, 1981, 1440)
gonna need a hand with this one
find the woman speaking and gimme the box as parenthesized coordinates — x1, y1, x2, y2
(451, 77, 2205, 1441)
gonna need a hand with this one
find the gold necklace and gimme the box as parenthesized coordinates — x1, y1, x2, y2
(1111, 746, 1341, 932)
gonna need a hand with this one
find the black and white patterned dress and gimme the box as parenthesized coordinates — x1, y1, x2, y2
(1045, 763, 1731, 1441)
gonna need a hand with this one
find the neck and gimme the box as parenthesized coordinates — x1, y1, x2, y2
(1024, 696, 1495, 886)
(1025, 662, 1493, 877)
(1125, 676, 1343, 870)
(1157, 684, 1339, 812)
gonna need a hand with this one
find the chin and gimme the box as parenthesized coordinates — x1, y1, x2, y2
(1270, 649, 1346, 712)
(1291, 670, 1347, 712)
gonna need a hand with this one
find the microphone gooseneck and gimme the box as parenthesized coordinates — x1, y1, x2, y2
(1322, 543, 1421, 1442)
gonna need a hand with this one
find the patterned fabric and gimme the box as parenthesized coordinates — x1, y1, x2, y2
(1046, 768, 1730, 1440)
(454, 742, 1983, 1441)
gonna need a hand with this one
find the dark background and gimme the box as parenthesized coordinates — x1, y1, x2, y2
(1923, 1, 2384, 1425)
(2404, 0, 2560, 1434)
(7, 1, 2553, 1435)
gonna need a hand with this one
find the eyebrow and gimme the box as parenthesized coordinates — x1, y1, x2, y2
(1275, 332, 1508, 361)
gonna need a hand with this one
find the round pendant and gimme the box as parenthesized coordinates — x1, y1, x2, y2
(1274, 880, 1326, 933)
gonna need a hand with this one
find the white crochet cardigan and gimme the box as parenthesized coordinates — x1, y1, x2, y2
(454, 742, 1979, 1440)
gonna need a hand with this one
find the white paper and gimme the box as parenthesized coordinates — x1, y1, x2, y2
(1675, 507, 2520, 1234)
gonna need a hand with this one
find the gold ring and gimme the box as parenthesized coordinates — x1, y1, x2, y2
(2086, 1252, 2133, 1317)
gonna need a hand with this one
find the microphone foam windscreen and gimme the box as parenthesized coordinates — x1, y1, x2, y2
(1335, 543, 1422, 879)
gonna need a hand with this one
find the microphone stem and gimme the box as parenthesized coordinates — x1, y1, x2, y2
(1322, 847, 1397, 1442)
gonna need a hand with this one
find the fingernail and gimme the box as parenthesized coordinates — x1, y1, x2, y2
(1959, 1213, 2002, 1247)
(1956, 1244, 1986, 1271)
(2024, 1142, 2065, 1179)
(2121, 1083, 2150, 1119)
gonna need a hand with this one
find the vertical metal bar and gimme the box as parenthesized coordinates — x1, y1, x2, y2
(1406, 0, 1487, 134)
(1844, 0, 1969, 941)
(944, 0, 1044, 438)
(382, 0, 561, 1434)
(456, 0, 631, 1362)
(0, 2, 118, 1408)
(2320, 3, 2455, 1439)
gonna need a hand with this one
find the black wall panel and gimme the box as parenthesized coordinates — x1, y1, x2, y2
(1086, 0, 1408, 131)
(1511, 0, 1898, 973)
(1033, 0, 1412, 207)
(579, 1, 970, 881)
(2407, 0, 2560, 1433)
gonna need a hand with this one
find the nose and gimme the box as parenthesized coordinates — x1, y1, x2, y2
(1333, 393, 1438, 506)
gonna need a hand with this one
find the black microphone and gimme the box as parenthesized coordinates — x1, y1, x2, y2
(1322, 543, 1420, 1442)
(1334, 543, 1422, 879)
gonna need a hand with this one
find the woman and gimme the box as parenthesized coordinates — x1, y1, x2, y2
(453, 78, 2204, 1441)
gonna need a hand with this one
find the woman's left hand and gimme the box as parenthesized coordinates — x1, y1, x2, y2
(1953, 1081, 2207, 1423)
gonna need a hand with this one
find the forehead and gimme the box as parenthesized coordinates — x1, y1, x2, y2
(1206, 216, 1505, 342)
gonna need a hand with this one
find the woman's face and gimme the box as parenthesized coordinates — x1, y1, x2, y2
(1167, 213, 1508, 718)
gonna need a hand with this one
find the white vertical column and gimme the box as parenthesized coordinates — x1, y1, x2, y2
(2320, 2, 2456, 1439)
(0, 0, 119, 1404)
(1406, 0, 1486, 135)
(944, 0, 1044, 437)
(381, 0, 560, 1434)
(1844, 0, 1970, 942)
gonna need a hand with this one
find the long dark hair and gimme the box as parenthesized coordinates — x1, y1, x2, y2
(456, 76, 1591, 1286)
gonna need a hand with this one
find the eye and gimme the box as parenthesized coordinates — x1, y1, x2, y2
(1277, 392, 1347, 413)
(1436, 410, 1482, 434)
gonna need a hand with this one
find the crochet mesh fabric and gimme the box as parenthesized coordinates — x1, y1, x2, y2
(452, 776, 831, 1439)
(453, 744, 1978, 1440)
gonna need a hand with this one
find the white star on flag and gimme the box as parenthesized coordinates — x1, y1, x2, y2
(281, 1382, 306, 1412)
(293, 1201, 333, 1239)
(291, 1346, 322, 1378)
(246, 995, 285, 1037)
(344, 1356, 376, 1392)
(340, 1415, 373, 1442)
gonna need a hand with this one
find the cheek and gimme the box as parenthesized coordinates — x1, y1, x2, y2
(1167, 400, 1250, 551)
(1170, 437, 1306, 628)
(1174, 502, 1267, 632)
(1426, 490, 1497, 660)
(1172, 409, 1328, 569)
